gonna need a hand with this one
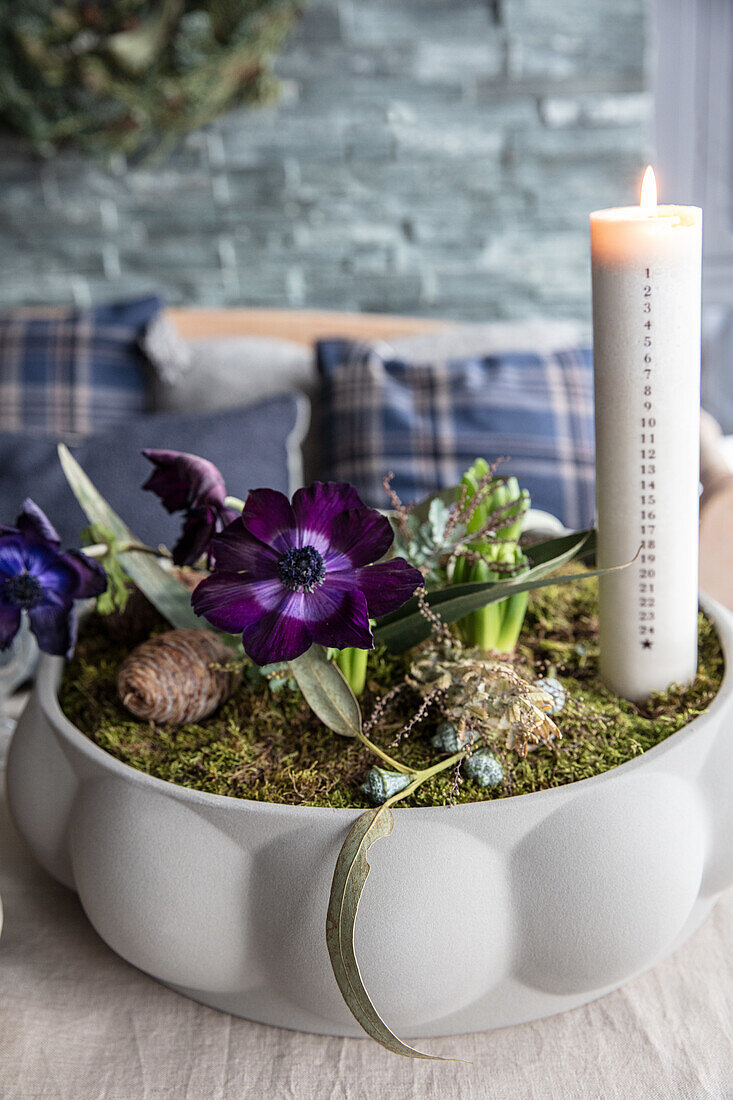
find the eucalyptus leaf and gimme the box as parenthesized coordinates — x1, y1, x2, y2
(289, 645, 362, 738)
(408, 486, 457, 527)
(427, 496, 451, 546)
(326, 807, 447, 1060)
(58, 444, 208, 634)
(374, 530, 605, 652)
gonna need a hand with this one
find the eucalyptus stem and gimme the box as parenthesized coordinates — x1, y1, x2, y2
(383, 749, 466, 807)
(356, 731, 413, 774)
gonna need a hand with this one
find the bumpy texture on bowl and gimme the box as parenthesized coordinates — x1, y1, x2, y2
(7, 595, 733, 1038)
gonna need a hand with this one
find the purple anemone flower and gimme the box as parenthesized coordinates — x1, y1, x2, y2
(142, 449, 237, 566)
(191, 482, 424, 665)
(0, 500, 107, 657)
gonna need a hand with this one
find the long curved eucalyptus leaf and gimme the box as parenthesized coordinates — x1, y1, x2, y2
(289, 645, 362, 738)
(326, 807, 445, 1060)
(374, 530, 606, 653)
(524, 527, 596, 567)
(58, 444, 207, 633)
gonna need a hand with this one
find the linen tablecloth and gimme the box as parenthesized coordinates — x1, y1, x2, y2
(2, 772, 732, 1099)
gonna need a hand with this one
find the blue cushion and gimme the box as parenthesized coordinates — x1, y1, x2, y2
(317, 339, 595, 530)
(0, 395, 308, 549)
(0, 297, 163, 435)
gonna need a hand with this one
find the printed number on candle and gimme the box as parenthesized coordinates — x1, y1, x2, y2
(639, 268, 655, 648)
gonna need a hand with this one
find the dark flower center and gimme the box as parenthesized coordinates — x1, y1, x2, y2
(3, 572, 43, 608)
(277, 545, 326, 593)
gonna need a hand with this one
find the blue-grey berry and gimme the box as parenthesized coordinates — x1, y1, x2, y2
(360, 766, 411, 804)
(535, 676, 566, 715)
(431, 720, 477, 754)
(463, 751, 504, 788)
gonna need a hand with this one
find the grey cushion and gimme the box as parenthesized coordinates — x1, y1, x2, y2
(143, 315, 315, 413)
(0, 394, 309, 549)
(388, 320, 589, 360)
(144, 316, 588, 414)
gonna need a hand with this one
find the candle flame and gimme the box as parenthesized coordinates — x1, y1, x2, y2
(640, 165, 657, 213)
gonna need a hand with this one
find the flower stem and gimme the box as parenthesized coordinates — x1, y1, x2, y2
(121, 542, 171, 557)
(81, 541, 169, 560)
(80, 543, 109, 559)
(224, 496, 246, 513)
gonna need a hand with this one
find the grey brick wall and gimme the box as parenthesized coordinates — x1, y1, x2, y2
(0, 0, 651, 322)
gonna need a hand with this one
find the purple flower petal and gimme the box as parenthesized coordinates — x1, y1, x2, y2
(326, 507, 394, 569)
(192, 571, 285, 634)
(28, 595, 76, 657)
(0, 537, 27, 579)
(326, 558, 424, 617)
(34, 556, 83, 598)
(305, 583, 374, 650)
(209, 517, 280, 576)
(240, 489, 296, 553)
(16, 499, 61, 548)
(10, 537, 60, 581)
(142, 450, 228, 512)
(240, 596, 314, 665)
(0, 507, 106, 658)
(191, 480, 422, 666)
(61, 551, 108, 600)
(291, 482, 364, 551)
(0, 606, 21, 650)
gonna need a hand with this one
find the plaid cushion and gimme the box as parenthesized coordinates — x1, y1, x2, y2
(317, 339, 595, 530)
(0, 297, 163, 435)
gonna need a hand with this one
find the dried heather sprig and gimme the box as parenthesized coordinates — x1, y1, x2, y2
(409, 646, 560, 758)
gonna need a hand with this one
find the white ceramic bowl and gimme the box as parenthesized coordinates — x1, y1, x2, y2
(6, 594, 733, 1039)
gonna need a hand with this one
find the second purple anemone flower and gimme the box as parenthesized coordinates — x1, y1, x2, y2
(0, 500, 107, 657)
(192, 482, 424, 665)
(142, 449, 237, 567)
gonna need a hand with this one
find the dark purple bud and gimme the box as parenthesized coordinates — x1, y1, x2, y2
(142, 450, 235, 566)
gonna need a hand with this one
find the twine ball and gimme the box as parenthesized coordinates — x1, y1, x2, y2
(118, 628, 240, 726)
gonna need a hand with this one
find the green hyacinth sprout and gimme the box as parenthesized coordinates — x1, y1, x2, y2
(334, 645, 369, 697)
(452, 459, 530, 653)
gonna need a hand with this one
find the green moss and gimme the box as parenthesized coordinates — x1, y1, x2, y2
(59, 574, 724, 809)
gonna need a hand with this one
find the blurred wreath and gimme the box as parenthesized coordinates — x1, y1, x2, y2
(0, 1, 303, 158)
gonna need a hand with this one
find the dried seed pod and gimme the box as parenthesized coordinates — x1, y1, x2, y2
(360, 767, 411, 805)
(118, 628, 240, 725)
(463, 751, 504, 788)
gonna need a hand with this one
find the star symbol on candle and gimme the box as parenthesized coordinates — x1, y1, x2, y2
(641, 639, 653, 649)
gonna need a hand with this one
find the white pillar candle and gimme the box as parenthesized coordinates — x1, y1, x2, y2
(591, 168, 702, 702)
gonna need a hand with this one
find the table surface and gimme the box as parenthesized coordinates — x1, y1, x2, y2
(2, 768, 732, 1100)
